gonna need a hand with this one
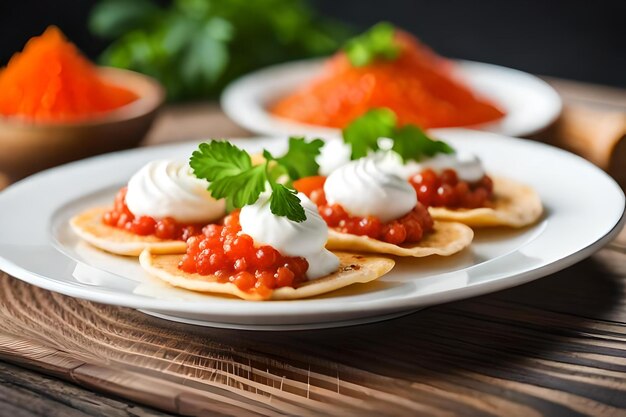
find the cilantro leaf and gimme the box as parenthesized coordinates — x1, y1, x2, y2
(207, 164, 267, 209)
(275, 137, 324, 180)
(190, 141, 252, 181)
(342, 108, 397, 159)
(343, 22, 401, 67)
(269, 183, 306, 222)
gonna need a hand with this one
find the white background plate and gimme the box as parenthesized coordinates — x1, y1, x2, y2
(0, 131, 623, 330)
(221, 58, 562, 139)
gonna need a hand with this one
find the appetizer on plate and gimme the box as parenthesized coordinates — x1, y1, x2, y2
(303, 109, 543, 228)
(71, 160, 226, 255)
(295, 157, 474, 257)
(271, 22, 505, 130)
(140, 141, 394, 301)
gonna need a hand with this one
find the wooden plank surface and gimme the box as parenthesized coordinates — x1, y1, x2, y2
(0, 360, 169, 417)
(0, 245, 625, 416)
(0, 79, 625, 416)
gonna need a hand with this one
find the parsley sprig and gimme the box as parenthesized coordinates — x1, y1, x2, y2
(342, 108, 455, 162)
(262, 136, 324, 183)
(190, 138, 323, 222)
(343, 22, 401, 67)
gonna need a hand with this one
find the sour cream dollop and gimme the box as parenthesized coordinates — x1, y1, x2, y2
(316, 139, 352, 176)
(125, 160, 226, 223)
(380, 151, 486, 183)
(239, 193, 339, 280)
(324, 156, 417, 222)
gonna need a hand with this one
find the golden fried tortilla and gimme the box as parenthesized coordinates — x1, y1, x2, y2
(139, 249, 395, 301)
(429, 177, 543, 228)
(325, 221, 473, 257)
(70, 207, 187, 256)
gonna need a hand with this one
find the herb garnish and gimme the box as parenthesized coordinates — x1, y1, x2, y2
(343, 22, 401, 67)
(262, 136, 324, 183)
(190, 138, 323, 222)
(342, 108, 455, 162)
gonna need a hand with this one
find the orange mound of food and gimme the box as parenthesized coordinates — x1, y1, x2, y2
(0, 26, 138, 123)
(271, 31, 505, 129)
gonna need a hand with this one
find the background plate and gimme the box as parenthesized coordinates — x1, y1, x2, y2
(221, 59, 562, 138)
(0, 131, 622, 330)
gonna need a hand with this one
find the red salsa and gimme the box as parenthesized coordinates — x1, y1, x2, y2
(178, 211, 309, 295)
(294, 176, 434, 246)
(409, 169, 494, 209)
(102, 187, 204, 241)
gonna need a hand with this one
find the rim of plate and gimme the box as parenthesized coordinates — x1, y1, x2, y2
(0, 132, 622, 321)
(221, 58, 562, 138)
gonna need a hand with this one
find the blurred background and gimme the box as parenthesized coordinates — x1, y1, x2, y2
(1, 0, 624, 99)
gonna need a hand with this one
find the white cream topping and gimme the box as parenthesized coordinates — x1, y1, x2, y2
(125, 160, 226, 223)
(239, 193, 339, 280)
(316, 139, 352, 176)
(324, 155, 417, 222)
(316, 138, 484, 183)
(379, 151, 486, 183)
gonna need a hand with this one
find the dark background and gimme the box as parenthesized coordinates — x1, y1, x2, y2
(1, 0, 624, 87)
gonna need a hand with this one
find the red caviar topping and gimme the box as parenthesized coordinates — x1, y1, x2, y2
(409, 168, 494, 209)
(295, 177, 434, 245)
(271, 30, 505, 130)
(102, 187, 204, 241)
(0, 26, 137, 122)
(178, 211, 309, 294)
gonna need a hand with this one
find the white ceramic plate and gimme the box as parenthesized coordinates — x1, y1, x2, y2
(221, 58, 562, 138)
(0, 131, 623, 331)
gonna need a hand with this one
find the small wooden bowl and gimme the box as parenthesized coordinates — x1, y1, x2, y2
(0, 67, 165, 180)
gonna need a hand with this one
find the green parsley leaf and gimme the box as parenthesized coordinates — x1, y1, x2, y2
(262, 149, 275, 161)
(343, 22, 401, 67)
(206, 164, 267, 209)
(262, 137, 324, 184)
(269, 183, 306, 222)
(190, 141, 252, 181)
(342, 108, 455, 163)
(190, 140, 307, 222)
(391, 125, 455, 162)
(274, 137, 324, 180)
(342, 108, 397, 159)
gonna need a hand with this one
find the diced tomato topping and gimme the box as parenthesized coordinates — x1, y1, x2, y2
(293, 176, 327, 196)
(409, 169, 494, 208)
(102, 187, 205, 241)
(178, 211, 309, 293)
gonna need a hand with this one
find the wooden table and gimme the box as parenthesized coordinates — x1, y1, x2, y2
(0, 78, 625, 417)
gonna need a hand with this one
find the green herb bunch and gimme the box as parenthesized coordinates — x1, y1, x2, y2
(90, 0, 352, 100)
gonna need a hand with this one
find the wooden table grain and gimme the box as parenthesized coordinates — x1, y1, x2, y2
(0, 78, 625, 417)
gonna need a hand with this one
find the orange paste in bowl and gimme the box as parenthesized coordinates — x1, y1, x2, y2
(0, 26, 138, 123)
(271, 31, 505, 129)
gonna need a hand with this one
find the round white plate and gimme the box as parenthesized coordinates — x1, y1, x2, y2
(0, 131, 623, 331)
(221, 58, 562, 138)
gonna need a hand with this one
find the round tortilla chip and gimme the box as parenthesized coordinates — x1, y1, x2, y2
(70, 207, 187, 256)
(326, 221, 473, 257)
(139, 249, 395, 301)
(429, 177, 543, 228)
